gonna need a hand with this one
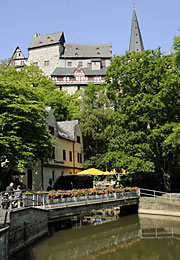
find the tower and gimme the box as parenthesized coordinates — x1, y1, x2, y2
(129, 8, 144, 52)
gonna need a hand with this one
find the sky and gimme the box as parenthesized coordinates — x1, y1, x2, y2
(1, 0, 180, 60)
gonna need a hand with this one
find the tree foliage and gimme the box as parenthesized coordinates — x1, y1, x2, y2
(78, 83, 114, 170)
(0, 66, 54, 177)
(105, 49, 180, 190)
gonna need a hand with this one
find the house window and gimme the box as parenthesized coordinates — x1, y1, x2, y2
(27, 169, 32, 189)
(87, 62, 92, 68)
(49, 126, 54, 135)
(63, 150, 66, 160)
(52, 171, 55, 181)
(67, 62, 72, 67)
(77, 136, 81, 143)
(44, 60, 49, 66)
(77, 153, 82, 163)
(69, 151, 72, 162)
(21, 60, 25, 66)
(80, 154, 82, 163)
(52, 147, 55, 158)
(33, 62, 38, 66)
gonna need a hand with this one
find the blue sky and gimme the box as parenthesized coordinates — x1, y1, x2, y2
(1, 0, 180, 60)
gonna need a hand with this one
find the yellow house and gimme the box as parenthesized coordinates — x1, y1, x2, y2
(20, 107, 84, 190)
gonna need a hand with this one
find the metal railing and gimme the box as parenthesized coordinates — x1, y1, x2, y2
(0, 189, 139, 212)
(139, 188, 180, 205)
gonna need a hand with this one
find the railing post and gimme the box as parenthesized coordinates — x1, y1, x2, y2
(154, 190, 156, 201)
(33, 194, 35, 206)
(42, 194, 46, 209)
(170, 193, 172, 204)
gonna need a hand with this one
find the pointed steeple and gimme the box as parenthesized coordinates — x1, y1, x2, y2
(129, 8, 144, 52)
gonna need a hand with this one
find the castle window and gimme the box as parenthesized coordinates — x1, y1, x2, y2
(87, 62, 92, 68)
(75, 53, 78, 56)
(21, 61, 25, 66)
(44, 60, 49, 66)
(101, 60, 106, 67)
(78, 61, 83, 67)
(67, 62, 72, 67)
(33, 62, 38, 66)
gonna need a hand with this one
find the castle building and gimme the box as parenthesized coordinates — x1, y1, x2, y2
(10, 8, 144, 94)
(129, 8, 144, 52)
(9, 46, 27, 70)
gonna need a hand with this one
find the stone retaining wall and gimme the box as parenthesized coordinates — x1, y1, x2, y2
(9, 207, 48, 255)
(0, 207, 48, 258)
(139, 197, 180, 217)
(0, 226, 9, 260)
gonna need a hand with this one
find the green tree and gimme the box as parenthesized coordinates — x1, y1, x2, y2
(78, 83, 114, 170)
(44, 90, 80, 121)
(0, 66, 54, 183)
(105, 49, 180, 191)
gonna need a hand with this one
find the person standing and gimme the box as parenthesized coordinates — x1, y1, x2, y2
(15, 185, 22, 208)
(6, 182, 15, 208)
(6, 182, 15, 196)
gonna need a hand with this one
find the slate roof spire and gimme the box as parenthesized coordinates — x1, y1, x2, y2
(129, 8, 144, 52)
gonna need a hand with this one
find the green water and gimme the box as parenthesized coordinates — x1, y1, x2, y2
(12, 214, 180, 260)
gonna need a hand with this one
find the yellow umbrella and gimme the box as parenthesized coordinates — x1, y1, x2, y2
(108, 169, 118, 175)
(104, 171, 116, 175)
(77, 168, 106, 175)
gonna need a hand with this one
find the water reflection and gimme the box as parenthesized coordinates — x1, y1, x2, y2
(11, 214, 180, 260)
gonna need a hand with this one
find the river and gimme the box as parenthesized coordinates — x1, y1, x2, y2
(11, 214, 180, 260)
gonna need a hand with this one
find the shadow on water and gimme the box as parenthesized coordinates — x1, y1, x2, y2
(11, 214, 180, 260)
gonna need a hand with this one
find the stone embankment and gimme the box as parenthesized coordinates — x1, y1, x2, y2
(139, 197, 180, 217)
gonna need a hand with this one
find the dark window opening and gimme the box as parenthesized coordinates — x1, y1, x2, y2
(52, 171, 55, 181)
(49, 126, 54, 135)
(52, 147, 55, 158)
(63, 150, 66, 160)
(77, 136, 81, 143)
(80, 153, 82, 163)
(27, 169, 32, 189)
(69, 151, 72, 161)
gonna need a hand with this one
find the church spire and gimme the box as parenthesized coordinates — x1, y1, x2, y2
(129, 8, 144, 52)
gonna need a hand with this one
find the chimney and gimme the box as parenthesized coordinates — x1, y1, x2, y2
(34, 33, 40, 38)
